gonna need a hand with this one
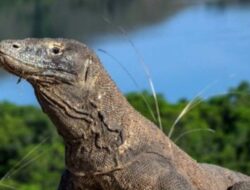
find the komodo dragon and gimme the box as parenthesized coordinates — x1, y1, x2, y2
(0, 38, 249, 190)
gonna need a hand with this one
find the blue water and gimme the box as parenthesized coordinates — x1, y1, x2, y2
(0, 4, 250, 105)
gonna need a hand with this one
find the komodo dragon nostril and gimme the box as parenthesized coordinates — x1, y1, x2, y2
(12, 43, 20, 49)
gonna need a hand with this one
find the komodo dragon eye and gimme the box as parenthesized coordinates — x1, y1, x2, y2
(51, 47, 62, 55)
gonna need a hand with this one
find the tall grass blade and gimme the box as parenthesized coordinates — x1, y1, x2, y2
(168, 81, 217, 138)
(103, 17, 163, 129)
(0, 137, 48, 182)
(98, 48, 157, 122)
(174, 128, 215, 143)
(0, 183, 17, 190)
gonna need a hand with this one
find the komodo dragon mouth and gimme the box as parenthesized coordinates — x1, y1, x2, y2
(0, 52, 40, 78)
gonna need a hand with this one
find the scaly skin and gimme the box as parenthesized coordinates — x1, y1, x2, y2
(0, 38, 249, 190)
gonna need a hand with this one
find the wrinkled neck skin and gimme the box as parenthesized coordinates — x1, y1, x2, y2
(33, 62, 130, 175)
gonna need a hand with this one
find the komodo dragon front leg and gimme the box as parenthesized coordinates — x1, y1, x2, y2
(0, 38, 249, 190)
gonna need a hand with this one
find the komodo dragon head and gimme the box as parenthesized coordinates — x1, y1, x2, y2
(0, 38, 98, 85)
(0, 38, 124, 142)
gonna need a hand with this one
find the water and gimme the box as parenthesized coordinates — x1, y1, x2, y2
(0, 0, 249, 105)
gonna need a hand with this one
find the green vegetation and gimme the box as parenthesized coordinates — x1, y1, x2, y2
(0, 103, 64, 189)
(127, 81, 250, 174)
(0, 81, 249, 189)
